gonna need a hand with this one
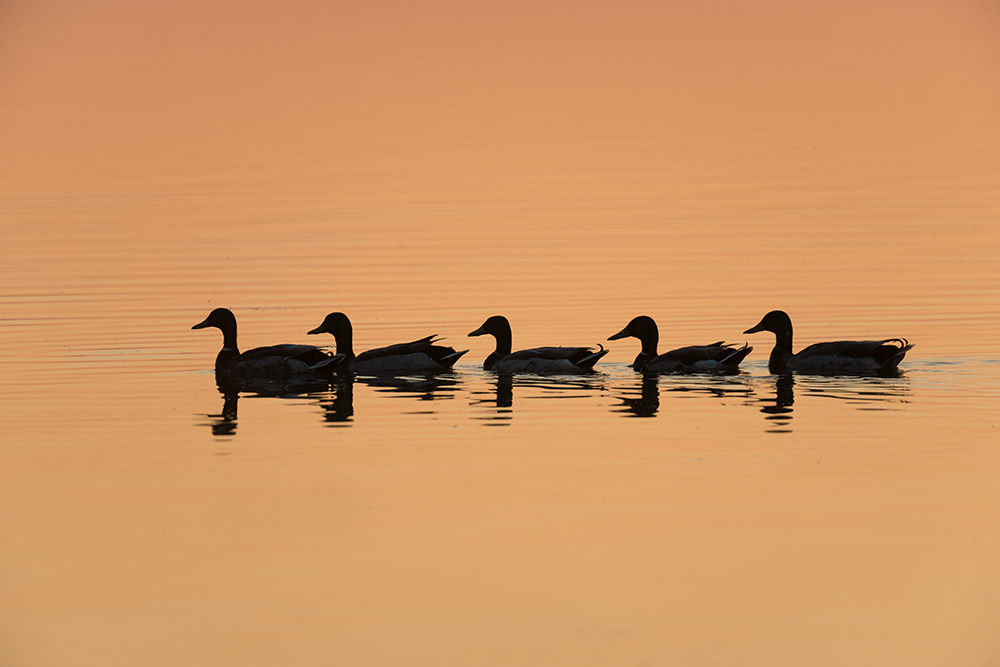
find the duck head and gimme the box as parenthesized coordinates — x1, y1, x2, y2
(609, 316, 659, 351)
(468, 315, 512, 357)
(192, 307, 240, 369)
(307, 312, 354, 356)
(609, 315, 659, 369)
(192, 307, 239, 347)
(468, 315, 511, 340)
(744, 310, 793, 350)
(192, 307, 236, 333)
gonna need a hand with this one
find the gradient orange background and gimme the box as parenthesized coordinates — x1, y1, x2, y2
(2, 2, 1000, 666)
(3, 0, 998, 208)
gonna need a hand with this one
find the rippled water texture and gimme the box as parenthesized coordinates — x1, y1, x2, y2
(2, 1, 999, 665)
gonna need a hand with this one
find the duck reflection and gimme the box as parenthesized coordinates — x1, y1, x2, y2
(611, 374, 752, 418)
(470, 372, 607, 424)
(796, 373, 911, 405)
(357, 373, 461, 404)
(612, 373, 660, 418)
(199, 388, 240, 436)
(469, 372, 514, 424)
(318, 372, 462, 423)
(318, 375, 354, 425)
(198, 377, 331, 436)
(198, 372, 468, 433)
(752, 374, 796, 433)
(745, 373, 911, 433)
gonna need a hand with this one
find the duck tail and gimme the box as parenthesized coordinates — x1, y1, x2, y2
(438, 348, 470, 368)
(721, 343, 753, 366)
(310, 353, 349, 374)
(577, 344, 610, 369)
(879, 338, 913, 369)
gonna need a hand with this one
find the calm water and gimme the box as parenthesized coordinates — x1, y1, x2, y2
(2, 210, 998, 667)
(3, 1, 1000, 665)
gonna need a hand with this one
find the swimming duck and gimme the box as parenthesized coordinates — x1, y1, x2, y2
(608, 315, 752, 373)
(192, 308, 333, 378)
(307, 312, 468, 373)
(467, 315, 609, 372)
(744, 310, 913, 375)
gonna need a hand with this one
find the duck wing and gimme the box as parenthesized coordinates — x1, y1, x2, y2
(503, 346, 598, 363)
(655, 344, 734, 363)
(352, 335, 469, 372)
(354, 335, 440, 363)
(495, 345, 609, 372)
(240, 344, 332, 366)
(647, 342, 752, 373)
(231, 344, 334, 376)
(793, 338, 913, 372)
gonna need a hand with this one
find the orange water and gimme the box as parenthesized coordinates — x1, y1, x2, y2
(2, 1, 999, 665)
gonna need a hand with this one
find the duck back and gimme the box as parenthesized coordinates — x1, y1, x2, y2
(646, 343, 752, 374)
(225, 344, 333, 378)
(790, 338, 912, 374)
(351, 336, 468, 373)
(492, 346, 608, 373)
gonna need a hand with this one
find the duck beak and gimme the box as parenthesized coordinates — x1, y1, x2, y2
(307, 325, 326, 335)
(608, 326, 631, 341)
(468, 326, 487, 337)
(744, 321, 765, 335)
(192, 318, 211, 330)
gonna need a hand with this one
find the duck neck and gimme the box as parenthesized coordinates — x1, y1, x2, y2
(632, 351, 655, 372)
(768, 322, 793, 374)
(215, 323, 240, 372)
(335, 326, 355, 359)
(772, 322, 793, 353)
(639, 329, 658, 357)
(492, 321, 513, 358)
(768, 347, 792, 374)
(221, 321, 239, 351)
(483, 351, 502, 371)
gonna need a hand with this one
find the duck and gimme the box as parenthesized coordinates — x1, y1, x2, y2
(192, 308, 334, 379)
(608, 315, 752, 373)
(306, 312, 468, 373)
(467, 315, 609, 372)
(744, 310, 913, 375)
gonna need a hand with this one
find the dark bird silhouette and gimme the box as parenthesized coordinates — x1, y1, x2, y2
(307, 312, 467, 373)
(468, 315, 608, 372)
(192, 308, 333, 379)
(609, 315, 752, 374)
(744, 310, 912, 375)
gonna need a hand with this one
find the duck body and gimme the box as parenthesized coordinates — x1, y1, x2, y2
(488, 346, 609, 373)
(609, 315, 752, 374)
(468, 315, 609, 372)
(744, 310, 912, 375)
(307, 312, 467, 373)
(192, 308, 333, 379)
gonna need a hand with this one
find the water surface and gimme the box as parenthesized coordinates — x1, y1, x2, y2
(2, 1, 1000, 665)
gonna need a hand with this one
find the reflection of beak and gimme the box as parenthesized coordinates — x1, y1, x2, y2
(468, 326, 487, 337)
(307, 325, 326, 335)
(608, 326, 630, 341)
(192, 319, 211, 330)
